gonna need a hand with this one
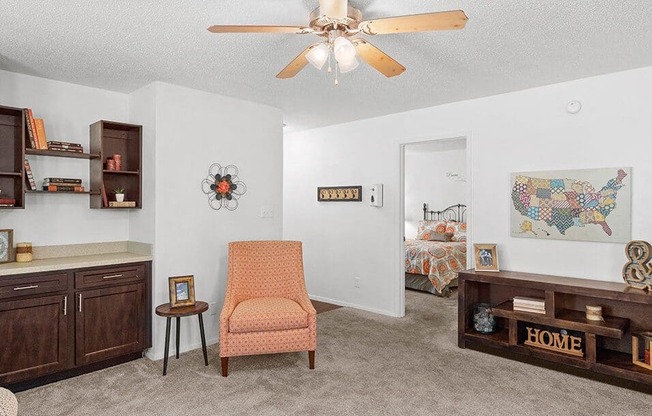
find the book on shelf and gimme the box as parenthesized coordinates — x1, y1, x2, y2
(101, 183, 108, 207)
(47, 146, 84, 153)
(43, 185, 85, 192)
(43, 177, 82, 184)
(0, 198, 16, 206)
(646, 339, 650, 365)
(34, 118, 48, 150)
(23, 109, 36, 149)
(27, 109, 41, 149)
(23, 159, 37, 191)
(109, 201, 136, 208)
(513, 306, 546, 314)
(513, 296, 545, 308)
(47, 141, 83, 148)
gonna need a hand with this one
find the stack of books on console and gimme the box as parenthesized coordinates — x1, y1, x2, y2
(513, 296, 546, 314)
(47, 141, 84, 153)
(43, 177, 85, 192)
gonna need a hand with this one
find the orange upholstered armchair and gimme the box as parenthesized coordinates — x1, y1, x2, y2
(219, 241, 317, 376)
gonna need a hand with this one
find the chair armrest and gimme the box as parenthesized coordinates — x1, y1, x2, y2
(294, 292, 317, 316)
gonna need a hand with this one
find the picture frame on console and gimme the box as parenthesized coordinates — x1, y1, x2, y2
(169, 275, 196, 308)
(474, 243, 499, 271)
(0, 229, 14, 264)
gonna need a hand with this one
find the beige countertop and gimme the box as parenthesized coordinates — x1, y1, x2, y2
(0, 241, 152, 276)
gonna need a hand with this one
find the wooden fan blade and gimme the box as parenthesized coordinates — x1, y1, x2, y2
(319, 0, 348, 20)
(207, 25, 312, 34)
(359, 10, 468, 35)
(353, 39, 405, 78)
(276, 44, 321, 79)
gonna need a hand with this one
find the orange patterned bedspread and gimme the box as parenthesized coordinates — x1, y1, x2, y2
(405, 239, 467, 295)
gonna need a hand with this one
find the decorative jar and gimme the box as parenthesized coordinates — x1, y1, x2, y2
(473, 303, 496, 334)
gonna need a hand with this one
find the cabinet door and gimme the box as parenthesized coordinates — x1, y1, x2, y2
(0, 295, 68, 384)
(75, 283, 145, 365)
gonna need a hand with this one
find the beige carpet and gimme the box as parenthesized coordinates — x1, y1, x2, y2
(16, 290, 651, 415)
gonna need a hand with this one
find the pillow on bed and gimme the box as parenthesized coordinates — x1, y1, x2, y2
(446, 221, 467, 242)
(418, 230, 454, 242)
(417, 220, 447, 237)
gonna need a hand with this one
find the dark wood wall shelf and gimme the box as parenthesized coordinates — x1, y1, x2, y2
(0, 105, 25, 209)
(25, 148, 100, 160)
(459, 270, 652, 388)
(26, 190, 99, 195)
(90, 121, 142, 209)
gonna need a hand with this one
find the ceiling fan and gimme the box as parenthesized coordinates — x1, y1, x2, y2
(207, 0, 467, 82)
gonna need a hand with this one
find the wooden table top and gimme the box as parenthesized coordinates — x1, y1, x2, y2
(155, 301, 208, 317)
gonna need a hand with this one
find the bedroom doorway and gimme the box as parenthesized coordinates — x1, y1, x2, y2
(399, 137, 470, 316)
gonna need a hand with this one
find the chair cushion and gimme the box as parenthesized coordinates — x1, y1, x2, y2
(0, 387, 17, 416)
(229, 297, 308, 334)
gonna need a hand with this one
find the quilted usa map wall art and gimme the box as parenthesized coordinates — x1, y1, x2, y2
(510, 167, 631, 243)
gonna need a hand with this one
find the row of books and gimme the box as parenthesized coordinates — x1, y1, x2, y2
(24, 109, 85, 152)
(640, 332, 652, 366)
(513, 296, 545, 314)
(24, 108, 48, 150)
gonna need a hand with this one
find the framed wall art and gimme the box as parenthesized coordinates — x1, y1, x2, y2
(317, 186, 362, 202)
(510, 167, 631, 243)
(474, 243, 499, 272)
(168, 275, 196, 308)
(0, 229, 14, 264)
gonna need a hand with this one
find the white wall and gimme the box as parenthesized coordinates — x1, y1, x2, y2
(404, 140, 466, 239)
(0, 70, 130, 245)
(135, 82, 284, 360)
(284, 66, 652, 316)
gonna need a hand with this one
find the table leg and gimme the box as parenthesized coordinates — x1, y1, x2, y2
(163, 317, 171, 376)
(176, 316, 181, 359)
(198, 313, 208, 366)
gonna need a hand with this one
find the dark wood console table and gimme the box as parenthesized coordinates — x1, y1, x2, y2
(458, 270, 652, 387)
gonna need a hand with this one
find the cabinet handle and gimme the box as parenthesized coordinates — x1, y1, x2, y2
(63, 295, 67, 316)
(103, 274, 123, 279)
(13, 284, 38, 291)
(78, 293, 82, 313)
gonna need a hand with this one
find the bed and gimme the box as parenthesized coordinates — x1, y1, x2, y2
(405, 203, 467, 296)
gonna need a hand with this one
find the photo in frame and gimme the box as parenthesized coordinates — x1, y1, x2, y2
(168, 275, 196, 308)
(474, 244, 499, 272)
(0, 229, 14, 264)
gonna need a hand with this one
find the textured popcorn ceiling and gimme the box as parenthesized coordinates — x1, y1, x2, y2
(1, 1, 651, 132)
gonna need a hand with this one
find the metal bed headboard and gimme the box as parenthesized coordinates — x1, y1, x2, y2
(423, 203, 466, 222)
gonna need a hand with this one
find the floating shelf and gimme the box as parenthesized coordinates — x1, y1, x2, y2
(0, 171, 21, 177)
(26, 190, 99, 195)
(102, 170, 139, 175)
(26, 148, 100, 160)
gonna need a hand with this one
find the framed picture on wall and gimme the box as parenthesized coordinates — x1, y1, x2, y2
(474, 244, 499, 272)
(168, 275, 196, 308)
(0, 229, 14, 264)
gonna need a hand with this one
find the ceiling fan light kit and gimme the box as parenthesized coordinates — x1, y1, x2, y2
(207, 0, 468, 82)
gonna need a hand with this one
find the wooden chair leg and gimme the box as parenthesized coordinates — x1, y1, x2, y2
(308, 350, 315, 369)
(221, 357, 229, 377)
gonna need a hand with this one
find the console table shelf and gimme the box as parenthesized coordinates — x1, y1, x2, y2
(459, 270, 652, 387)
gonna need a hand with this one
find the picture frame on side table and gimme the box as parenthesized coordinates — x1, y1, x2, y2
(474, 243, 499, 272)
(168, 275, 196, 308)
(0, 229, 14, 264)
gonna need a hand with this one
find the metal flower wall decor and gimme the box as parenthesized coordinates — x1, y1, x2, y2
(201, 164, 247, 210)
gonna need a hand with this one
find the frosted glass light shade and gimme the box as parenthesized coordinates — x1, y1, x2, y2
(338, 56, 359, 73)
(306, 43, 329, 70)
(333, 37, 356, 64)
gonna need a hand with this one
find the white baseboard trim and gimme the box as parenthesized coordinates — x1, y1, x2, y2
(145, 337, 219, 361)
(309, 294, 395, 317)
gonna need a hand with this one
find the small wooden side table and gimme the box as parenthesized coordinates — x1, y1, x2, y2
(155, 301, 209, 376)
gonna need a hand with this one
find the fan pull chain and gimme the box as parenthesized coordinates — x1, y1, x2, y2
(327, 45, 332, 73)
(335, 62, 339, 85)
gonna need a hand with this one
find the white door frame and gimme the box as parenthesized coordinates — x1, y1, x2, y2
(396, 132, 473, 317)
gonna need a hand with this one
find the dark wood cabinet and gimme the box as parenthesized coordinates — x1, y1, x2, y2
(90, 121, 142, 209)
(0, 105, 25, 209)
(0, 261, 151, 389)
(0, 295, 68, 383)
(458, 270, 652, 387)
(76, 283, 146, 366)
